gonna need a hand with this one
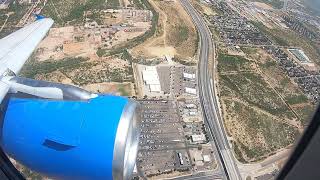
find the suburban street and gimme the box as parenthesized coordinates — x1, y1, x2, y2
(180, 0, 242, 179)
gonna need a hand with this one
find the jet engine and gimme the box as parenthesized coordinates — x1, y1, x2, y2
(0, 77, 140, 180)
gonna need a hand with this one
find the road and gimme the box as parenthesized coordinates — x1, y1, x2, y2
(172, 172, 224, 180)
(0, 14, 9, 33)
(179, 0, 241, 179)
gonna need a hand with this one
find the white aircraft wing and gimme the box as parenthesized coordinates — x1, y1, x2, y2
(0, 18, 54, 103)
(0, 18, 54, 75)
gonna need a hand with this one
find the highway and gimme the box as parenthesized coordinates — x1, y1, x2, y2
(179, 0, 242, 179)
(172, 172, 224, 180)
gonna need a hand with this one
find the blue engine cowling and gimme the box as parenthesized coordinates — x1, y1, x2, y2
(0, 95, 140, 180)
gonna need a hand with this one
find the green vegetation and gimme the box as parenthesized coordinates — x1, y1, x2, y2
(293, 105, 315, 125)
(132, 0, 147, 9)
(20, 57, 87, 79)
(0, 14, 7, 23)
(225, 99, 299, 162)
(261, 59, 277, 68)
(240, 47, 258, 55)
(106, 0, 120, 8)
(232, 141, 246, 163)
(117, 84, 130, 96)
(175, 25, 189, 46)
(252, 21, 289, 46)
(20, 55, 133, 85)
(173, 57, 197, 66)
(42, 0, 108, 26)
(285, 95, 309, 105)
(252, 21, 320, 65)
(0, 1, 30, 34)
(7, 1, 30, 24)
(217, 53, 252, 72)
(256, 53, 315, 124)
(221, 73, 295, 119)
(97, 48, 107, 57)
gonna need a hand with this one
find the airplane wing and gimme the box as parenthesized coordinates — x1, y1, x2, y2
(0, 18, 54, 103)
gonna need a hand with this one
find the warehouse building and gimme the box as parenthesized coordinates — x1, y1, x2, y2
(142, 66, 162, 93)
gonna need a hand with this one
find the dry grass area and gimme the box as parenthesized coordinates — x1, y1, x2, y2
(83, 82, 134, 96)
(36, 70, 134, 96)
(216, 49, 312, 163)
(131, 0, 198, 61)
(253, 22, 320, 66)
(242, 47, 316, 125)
(22, 56, 134, 96)
(191, 0, 216, 16)
(253, 2, 273, 10)
(35, 70, 74, 85)
(224, 99, 299, 163)
(42, 0, 87, 26)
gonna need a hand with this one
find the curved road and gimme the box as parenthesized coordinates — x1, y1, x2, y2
(179, 0, 241, 179)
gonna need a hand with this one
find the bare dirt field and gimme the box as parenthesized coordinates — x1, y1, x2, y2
(83, 82, 134, 96)
(131, 0, 198, 61)
(36, 26, 97, 61)
(253, 2, 274, 10)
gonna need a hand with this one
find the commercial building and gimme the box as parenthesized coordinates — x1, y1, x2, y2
(191, 134, 206, 143)
(142, 66, 162, 93)
(183, 72, 196, 80)
(185, 87, 197, 95)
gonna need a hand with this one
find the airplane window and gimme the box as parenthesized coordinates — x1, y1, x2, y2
(0, 0, 319, 180)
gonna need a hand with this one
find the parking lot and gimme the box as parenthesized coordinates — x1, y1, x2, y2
(137, 100, 192, 178)
(136, 99, 218, 178)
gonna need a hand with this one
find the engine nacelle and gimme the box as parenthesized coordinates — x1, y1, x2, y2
(1, 95, 140, 180)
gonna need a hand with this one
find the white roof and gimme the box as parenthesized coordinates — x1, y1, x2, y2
(145, 66, 157, 71)
(149, 84, 161, 92)
(186, 104, 197, 108)
(183, 73, 196, 79)
(185, 87, 197, 95)
(203, 155, 211, 162)
(191, 134, 206, 142)
(142, 66, 162, 92)
(165, 55, 173, 64)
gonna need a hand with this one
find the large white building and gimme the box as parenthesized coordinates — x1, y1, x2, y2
(142, 66, 162, 93)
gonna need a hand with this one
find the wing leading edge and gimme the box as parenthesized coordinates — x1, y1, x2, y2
(0, 18, 54, 76)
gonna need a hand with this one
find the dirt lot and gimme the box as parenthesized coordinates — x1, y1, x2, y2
(83, 82, 134, 96)
(253, 2, 273, 10)
(36, 26, 97, 61)
(131, 0, 198, 61)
